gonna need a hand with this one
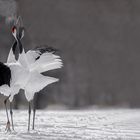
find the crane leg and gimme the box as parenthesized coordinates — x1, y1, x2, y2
(10, 102, 14, 130)
(4, 95, 11, 132)
(32, 103, 36, 130)
(28, 102, 31, 131)
(32, 94, 38, 130)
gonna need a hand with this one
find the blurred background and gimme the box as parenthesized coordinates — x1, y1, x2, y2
(0, 0, 140, 109)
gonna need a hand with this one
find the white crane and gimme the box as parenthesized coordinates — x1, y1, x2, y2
(12, 17, 63, 131)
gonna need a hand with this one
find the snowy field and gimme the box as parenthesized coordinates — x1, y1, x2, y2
(0, 109, 140, 140)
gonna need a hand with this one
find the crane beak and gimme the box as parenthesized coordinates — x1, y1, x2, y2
(15, 16, 23, 28)
(15, 16, 24, 39)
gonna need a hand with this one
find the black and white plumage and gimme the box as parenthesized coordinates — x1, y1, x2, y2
(26, 46, 62, 74)
(0, 18, 31, 131)
(16, 43, 62, 102)
(0, 40, 29, 131)
(1, 39, 29, 102)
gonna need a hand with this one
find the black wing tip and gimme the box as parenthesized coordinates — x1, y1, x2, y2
(34, 45, 60, 60)
(35, 45, 59, 54)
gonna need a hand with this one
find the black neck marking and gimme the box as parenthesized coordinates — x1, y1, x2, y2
(17, 38, 23, 54)
(12, 41, 17, 55)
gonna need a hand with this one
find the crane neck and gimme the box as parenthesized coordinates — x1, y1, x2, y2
(17, 37, 24, 54)
(17, 37, 29, 68)
(7, 41, 17, 63)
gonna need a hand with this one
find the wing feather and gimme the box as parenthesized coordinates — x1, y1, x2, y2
(26, 46, 63, 73)
(24, 72, 58, 101)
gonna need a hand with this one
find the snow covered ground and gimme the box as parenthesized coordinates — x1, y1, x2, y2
(0, 109, 140, 140)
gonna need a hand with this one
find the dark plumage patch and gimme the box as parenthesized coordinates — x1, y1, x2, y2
(0, 62, 11, 87)
(35, 45, 58, 54)
(12, 41, 22, 60)
(12, 26, 24, 55)
(18, 38, 23, 54)
(12, 41, 17, 55)
(35, 45, 58, 60)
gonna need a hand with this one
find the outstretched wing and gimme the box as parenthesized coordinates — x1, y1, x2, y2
(26, 45, 63, 73)
(26, 45, 57, 64)
(24, 71, 59, 101)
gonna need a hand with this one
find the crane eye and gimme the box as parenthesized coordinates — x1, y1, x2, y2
(12, 26, 16, 33)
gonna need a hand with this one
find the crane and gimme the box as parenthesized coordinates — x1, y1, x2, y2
(11, 17, 63, 131)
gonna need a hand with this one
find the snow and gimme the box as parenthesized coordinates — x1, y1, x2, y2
(0, 109, 140, 140)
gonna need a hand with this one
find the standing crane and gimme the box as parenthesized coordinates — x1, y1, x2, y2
(11, 17, 63, 131)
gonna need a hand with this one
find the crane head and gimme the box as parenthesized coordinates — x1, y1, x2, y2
(12, 16, 25, 40)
